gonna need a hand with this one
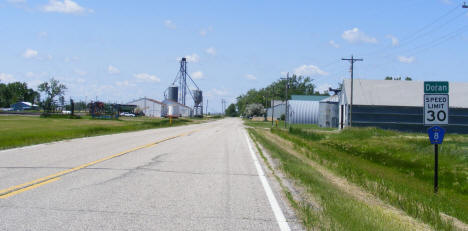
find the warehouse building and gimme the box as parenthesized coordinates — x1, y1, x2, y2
(338, 79, 468, 133)
(127, 97, 166, 117)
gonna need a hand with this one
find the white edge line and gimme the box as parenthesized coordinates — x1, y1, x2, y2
(243, 130, 291, 231)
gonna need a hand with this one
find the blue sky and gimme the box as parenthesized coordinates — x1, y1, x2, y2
(0, 0, 467, 113)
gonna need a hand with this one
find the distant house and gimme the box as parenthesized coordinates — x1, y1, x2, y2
(11, 102, 38, 111)
(127, 98, 166, 117)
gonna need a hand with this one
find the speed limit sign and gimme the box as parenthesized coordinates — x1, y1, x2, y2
(424, 81, 449, 125)
(424, 94, 449, 125)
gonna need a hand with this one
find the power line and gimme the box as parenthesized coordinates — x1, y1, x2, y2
(342, 56, 363, 127)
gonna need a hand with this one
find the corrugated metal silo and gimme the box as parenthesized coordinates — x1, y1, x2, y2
(168, 86, 178, 102)
(193, 90, 203, 105)
(288, 100, 320, 124)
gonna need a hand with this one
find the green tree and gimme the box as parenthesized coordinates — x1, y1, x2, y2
(225, 103, 238, 117)
(38, 78, 67, 113)
(0, 81, 40, 108)
(236, 74, 328, 115)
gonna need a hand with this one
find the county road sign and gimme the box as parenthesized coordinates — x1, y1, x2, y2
(424, 94, 449, 125)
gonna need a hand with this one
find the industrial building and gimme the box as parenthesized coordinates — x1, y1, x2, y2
(127, 98, 166, 117)
(266, 100, 286, 120)
(338, 79, 468, 133)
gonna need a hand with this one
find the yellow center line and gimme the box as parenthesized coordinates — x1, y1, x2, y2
(0, 129, 199, 198)
(0, 177, 61, 199)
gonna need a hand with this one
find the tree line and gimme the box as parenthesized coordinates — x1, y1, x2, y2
(0, 82, 40, 108)
(0, 78, 67, 112)
(227, 75, 329, 117)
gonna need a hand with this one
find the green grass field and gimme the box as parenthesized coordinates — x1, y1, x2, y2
(0, 116, 201, 150)
(247, 121, 468, 230)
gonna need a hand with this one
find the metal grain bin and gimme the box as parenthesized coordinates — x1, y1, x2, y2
(288, 100, 320, 124)
(168, 86, 178, 102)
(193, 90, 203, 105)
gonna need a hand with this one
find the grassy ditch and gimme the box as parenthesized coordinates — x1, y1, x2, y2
(269, 126, 467, 230)
(249, 128, 419, 230)
(0, 116, 197, 150)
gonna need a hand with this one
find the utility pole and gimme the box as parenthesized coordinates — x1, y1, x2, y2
(271, 86, 274, 126)
(206, 99, 208, 115)
(280, 73, 290, 128)
(342, 55, 363, 127)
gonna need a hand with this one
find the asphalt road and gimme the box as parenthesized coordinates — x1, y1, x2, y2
(0, 118, 300, 231)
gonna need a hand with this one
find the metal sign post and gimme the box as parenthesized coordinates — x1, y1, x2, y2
(427, 126, 445, 193)
(424, 81, 449, 194)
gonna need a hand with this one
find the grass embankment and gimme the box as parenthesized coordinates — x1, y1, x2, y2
(0, 116, 198, 150)
(247, 122, 468, 230)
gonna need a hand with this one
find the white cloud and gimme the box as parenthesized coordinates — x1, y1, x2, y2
(342, 28, 378, 44)
(22, 48, 38, 59)
(108, 65, 120, 75)
(317, 83, 332, 94)
(0, 73, 15, 83)
(293, 65, 328, 76)
(184, 53, 199, 63)
(38, 32, 48, 38)
(115, 80, 135, 87)
(133, 73, 161, 82)
(199, 26, 213, 36)
(329, 40, 340, 48)
(74, 69, 87, 76)
(164, 20, 176, 29)
(212, 88, 229, 96)
(205, 47, 216, 56)
(387, 35, 399, 46)
(25, 72, 48, 78)
(76, 78, 85, 83)
(191, 71, 203, 79)
(64, 56, 79, 63)
(42, 0, 91, 14)
(398, 56, 415, 64)
(245, 74, 256, 80)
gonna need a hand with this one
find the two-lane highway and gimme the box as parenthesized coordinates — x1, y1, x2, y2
(0, 118, 299, 230)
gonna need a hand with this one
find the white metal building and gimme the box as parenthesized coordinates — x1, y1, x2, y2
(127, 98, 166, 117)
(162, 99, 193, 117)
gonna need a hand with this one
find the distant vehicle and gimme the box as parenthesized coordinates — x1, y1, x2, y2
(62, 110, 71, 115)
(120, 112, 135, 117)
